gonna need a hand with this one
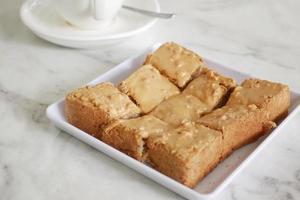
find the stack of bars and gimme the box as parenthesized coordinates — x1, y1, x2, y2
(65, 42, 291, 188)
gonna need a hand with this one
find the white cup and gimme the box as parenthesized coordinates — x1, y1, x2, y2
(53, 0, 124, 30)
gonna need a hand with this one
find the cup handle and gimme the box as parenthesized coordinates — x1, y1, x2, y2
(91, 0, 102, 20)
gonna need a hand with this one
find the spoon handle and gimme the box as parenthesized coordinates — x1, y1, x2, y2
(122, 5, 175, 19)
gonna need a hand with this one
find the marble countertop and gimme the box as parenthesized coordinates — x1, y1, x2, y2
(1, 0, 300, 199)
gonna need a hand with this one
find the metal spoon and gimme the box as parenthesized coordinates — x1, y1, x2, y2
(122, 5, 176, 19)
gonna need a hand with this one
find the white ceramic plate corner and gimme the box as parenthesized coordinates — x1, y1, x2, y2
(20, 0, 160, 48)
(46, 44, 300, 199)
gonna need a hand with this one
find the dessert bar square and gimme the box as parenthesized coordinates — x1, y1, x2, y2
(226, 79, 290, 122)
(183, 69, 236, 110)
(144, 42, 206, 88)
(147, 122, 222, 188)
(119, 64, 180, 113)
(198, 104, 275, 158)
(102, 115, 171, 161)
(151, 94, 209, 127)
(65, 82, 141, 139)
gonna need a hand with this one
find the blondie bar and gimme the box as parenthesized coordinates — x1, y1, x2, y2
(119, 64, 180, 113)
(65, 82, 141, 139)
(183, 69, 236, 110)
(147, 122, 222, 188)
(226, 79, 290, 122)
(102, 115, 171, 161)
(144, 42, 205, 88)
(198, 104, 275, 158)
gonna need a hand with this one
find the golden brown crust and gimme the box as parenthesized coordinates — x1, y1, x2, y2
(226, 78, 290, 122)
(198, 104, 275, 158)
(65, 98, 108, 139)
(102, 115, 171, 161)
(102, 121, 144, 160)
(144, 42, 206, 88)
(147, 122, 222, 188)
(272, 109, 289, 123)
(118, 65, 180, 113)
(65, 82, 141, 139)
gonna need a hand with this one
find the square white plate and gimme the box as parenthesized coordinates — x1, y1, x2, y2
(46, 44, 300, 199)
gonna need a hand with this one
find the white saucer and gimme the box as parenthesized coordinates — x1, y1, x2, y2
(20, 0, 160, 48)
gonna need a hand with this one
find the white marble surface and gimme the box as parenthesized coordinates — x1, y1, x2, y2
(1, 0, 300, 199)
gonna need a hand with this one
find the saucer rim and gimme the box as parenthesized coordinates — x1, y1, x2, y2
(20, 0, 160, 41)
